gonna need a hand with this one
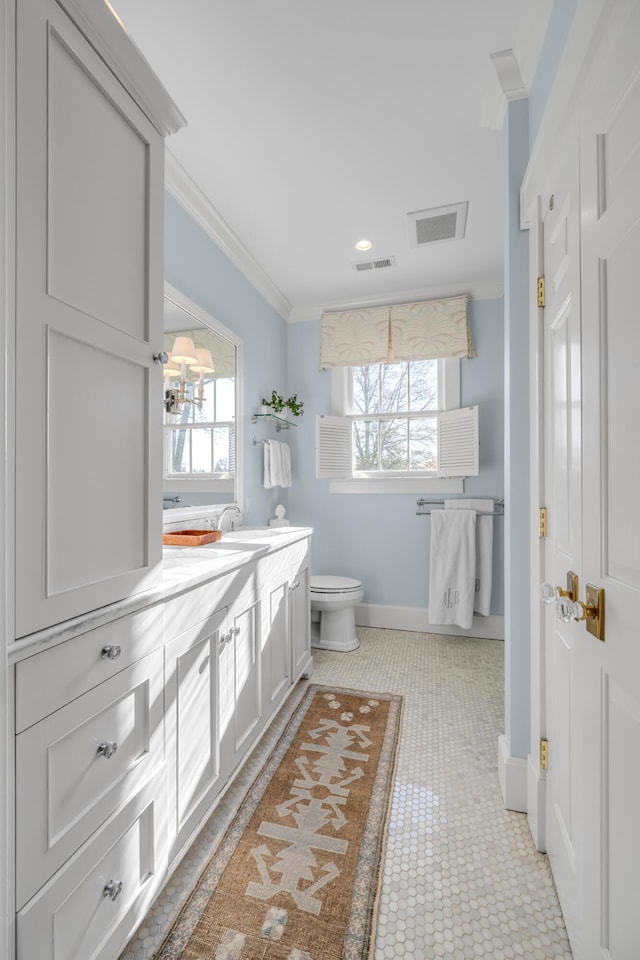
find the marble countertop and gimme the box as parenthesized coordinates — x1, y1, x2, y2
(10, 526, 312, 662)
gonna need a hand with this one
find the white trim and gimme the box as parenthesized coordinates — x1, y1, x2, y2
(330, 478, 464, 495)
(289, 282, 504, 324)
(521, 0, 610, 226)
(490, 49, 528, 102)
(56, 0, 186, 136)
(164, 151, 292, 322)
(498, 735, 528, 813)
(0, 0, 14, 955)
(527, 754, 547, 852)
(356, 603, 504, 640)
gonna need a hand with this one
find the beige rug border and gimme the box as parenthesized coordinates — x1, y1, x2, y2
(152, 681, 404, 960)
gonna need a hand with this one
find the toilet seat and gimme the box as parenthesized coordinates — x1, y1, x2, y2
(310, 575, 362, 594)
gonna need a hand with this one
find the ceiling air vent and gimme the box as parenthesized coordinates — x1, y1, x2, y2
(407, 202, 468, 248)
(352, 255, 396, 273)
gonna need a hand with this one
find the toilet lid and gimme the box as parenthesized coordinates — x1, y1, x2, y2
(310, 575, 362, 592)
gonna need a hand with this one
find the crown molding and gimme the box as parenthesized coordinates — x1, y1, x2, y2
(57, 0, 186, 136)
(164, 151, 292, 322)
(288, 280, 504, 324)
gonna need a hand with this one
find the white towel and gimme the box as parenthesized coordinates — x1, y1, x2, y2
(263, 440, 292, 489)
(445, 498, 494, 616)
(428, 509, 476, 630)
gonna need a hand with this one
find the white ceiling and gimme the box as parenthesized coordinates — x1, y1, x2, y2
(111, 1, 551, 321)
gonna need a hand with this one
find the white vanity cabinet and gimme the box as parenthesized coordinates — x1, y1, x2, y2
(164, 565, 262, 864)
(13, 0, 183, 638)
(260, 538, 312, 713)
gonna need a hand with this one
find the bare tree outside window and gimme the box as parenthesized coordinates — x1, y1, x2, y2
(351, 361, 438, 474)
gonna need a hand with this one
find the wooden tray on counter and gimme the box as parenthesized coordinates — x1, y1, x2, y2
(162, 529, 222, 546)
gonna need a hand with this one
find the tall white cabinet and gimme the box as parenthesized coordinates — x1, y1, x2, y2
(14, 0, 182, 638)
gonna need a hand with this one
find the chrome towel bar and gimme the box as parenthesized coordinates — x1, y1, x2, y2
(416, 497, 504, 517)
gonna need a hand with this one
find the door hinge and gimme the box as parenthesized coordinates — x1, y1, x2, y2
(537, 275, 545, 308)
(539, 507, 548, 538)
(540, 738, 549, 770)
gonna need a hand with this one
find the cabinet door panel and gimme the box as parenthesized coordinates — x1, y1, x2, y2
(291, 562, 312, 680)
(165, 608, 224, 860)
(15, 0, 164, 637)
(47, 26, 147, 336)
(267, 579, 290, 706)
(232, 600, 261, 758)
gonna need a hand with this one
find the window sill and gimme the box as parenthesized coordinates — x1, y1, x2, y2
(329, 478, 464, 495)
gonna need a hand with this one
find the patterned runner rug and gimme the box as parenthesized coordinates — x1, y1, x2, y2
(155, 683, 403, 960)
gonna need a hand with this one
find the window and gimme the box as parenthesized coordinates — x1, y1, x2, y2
(164, 374, 235, 480)
(318, 357, 477, 493)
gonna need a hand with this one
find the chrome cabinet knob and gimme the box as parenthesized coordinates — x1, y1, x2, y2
(153, 351, 169, 364)
(290, 579, 300, 591)
(101, 644, 122, 660)
(97, 740, 118, 759)
(103, 880, 123, 901)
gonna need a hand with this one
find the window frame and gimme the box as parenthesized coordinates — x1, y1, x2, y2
(328, 357, 465, 494)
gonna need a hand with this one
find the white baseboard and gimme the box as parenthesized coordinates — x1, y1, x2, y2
(355, 603, 504, 640)
(527, 754, 546, 851)
(498, 734, 528, 812)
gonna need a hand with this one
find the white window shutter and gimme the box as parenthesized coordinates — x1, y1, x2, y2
(437, 405, 478, 476)
(316, 415, 351, 478)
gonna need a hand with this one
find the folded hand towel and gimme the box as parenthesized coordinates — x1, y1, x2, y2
(445, 498, 494, 616)
(428, 509, 476, 630)
(263, 440, 292, 489)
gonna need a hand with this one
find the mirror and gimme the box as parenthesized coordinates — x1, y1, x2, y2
(163, 283, 243, 508)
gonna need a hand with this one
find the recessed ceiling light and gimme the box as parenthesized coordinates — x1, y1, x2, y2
(355, 239, 372, 251)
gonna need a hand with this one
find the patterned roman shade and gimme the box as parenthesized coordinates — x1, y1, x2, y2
(320, 295, 475, 368)
(319, 306, 390, 368)
(390, 295, 476, 360)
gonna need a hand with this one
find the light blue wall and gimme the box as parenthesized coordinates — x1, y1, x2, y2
(286, 299, 505, 615)
(164, 192, 291, 524)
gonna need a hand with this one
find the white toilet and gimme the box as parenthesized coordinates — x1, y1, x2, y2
(310, 575, 363, 652)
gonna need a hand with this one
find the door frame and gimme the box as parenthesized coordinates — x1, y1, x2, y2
(521, 0, 625, 852)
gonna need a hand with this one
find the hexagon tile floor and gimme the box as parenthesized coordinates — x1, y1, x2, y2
(120, 628, 573, 960)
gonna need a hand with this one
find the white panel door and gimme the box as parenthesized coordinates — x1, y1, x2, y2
(15, 0, 164, 637)
(579, 2, 640, 955)
(541, 142, 585, 946)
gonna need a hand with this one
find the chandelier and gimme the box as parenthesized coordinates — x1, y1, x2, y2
(164, 335, 215, 415)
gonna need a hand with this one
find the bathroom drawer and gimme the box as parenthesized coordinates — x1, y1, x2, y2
(17, 765, 167, 960)
(164, 570, 236, 640)
(15, 647, 164, 909)
(15, 604, 164, 732)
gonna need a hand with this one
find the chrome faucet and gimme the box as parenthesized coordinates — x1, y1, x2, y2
(215, 505, 241, 531)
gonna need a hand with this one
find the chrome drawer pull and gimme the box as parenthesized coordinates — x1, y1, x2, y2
(102, 880, 123, 901)
(96, 740, 118, 759)
(101, 644, 122, 660)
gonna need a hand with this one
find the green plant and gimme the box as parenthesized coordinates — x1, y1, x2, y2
(262, 390, 285, 412)
(285, 394, 304, 417)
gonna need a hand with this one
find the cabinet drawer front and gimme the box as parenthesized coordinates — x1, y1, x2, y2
(17, 767, 167, 960)
(15, 604, 164, 732)
(16, 648, 164, 908)
(164, 571, 236, 640)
